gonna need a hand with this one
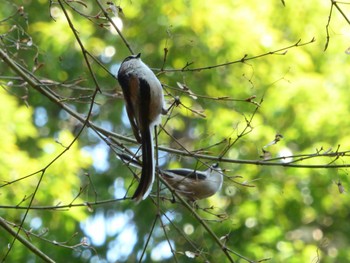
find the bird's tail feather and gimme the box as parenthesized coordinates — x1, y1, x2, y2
(132, 125, 154, 201)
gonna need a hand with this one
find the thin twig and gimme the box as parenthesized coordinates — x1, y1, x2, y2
(159, 38, 315, 73)
(324, 1, 334, 51)
(94, 0, 134, 54)
(219, 96, 263, 157)
(333, 0, 350, 24)
(0, 217, 55, 263)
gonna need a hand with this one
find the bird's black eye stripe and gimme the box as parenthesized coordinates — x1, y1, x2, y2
(212, 163, 219, 169)
(122, 53, 141, 63)
(122, 56, 133, 63)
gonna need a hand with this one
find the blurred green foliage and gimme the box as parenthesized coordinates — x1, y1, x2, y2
(1, 0, 350, 262)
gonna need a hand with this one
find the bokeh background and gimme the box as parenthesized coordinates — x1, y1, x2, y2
(1, 0, 350, 262)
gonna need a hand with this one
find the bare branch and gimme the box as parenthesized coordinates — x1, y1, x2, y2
(0, 217, 55, 263)
(158, 38, 316, 73)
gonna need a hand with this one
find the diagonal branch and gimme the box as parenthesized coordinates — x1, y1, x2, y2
(0, 217, 55, 263)
(159, 38, 316, 72)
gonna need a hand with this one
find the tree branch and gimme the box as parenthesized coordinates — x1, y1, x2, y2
(0, 217, 55, 263)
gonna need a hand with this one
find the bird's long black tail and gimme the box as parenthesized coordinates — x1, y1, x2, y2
(132, 125, 154, 201)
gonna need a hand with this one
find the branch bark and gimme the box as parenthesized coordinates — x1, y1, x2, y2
(0, 217, 56, 263)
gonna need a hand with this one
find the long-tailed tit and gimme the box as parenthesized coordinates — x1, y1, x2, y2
(117, 153, 223, 201)
(117, 53, 166, 201)
(160, 164, 223, 201)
